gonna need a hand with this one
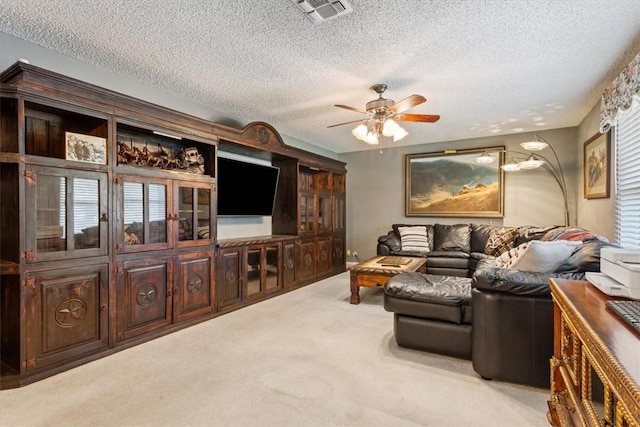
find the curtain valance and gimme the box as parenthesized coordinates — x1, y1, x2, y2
(600, 51, 640, 133)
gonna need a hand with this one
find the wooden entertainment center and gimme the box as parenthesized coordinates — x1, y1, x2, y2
(0, 62, 347, 388)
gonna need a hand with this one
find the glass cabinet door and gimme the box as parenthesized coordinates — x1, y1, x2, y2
(119, 176, 171, 252)
(175, 181, 214, 247)
(318, 193, 331, 232)
(24, 166, 108, 263)
(245, 247, 262, 299)
(265, 244, 280, 293)
(299, 192, 315, 234)
(332, 194, 345, 233)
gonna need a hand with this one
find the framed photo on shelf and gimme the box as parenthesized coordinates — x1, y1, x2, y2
(405, 147, 505, 217)
(65, 132, 107, 165)
(583, 130, 610, 199)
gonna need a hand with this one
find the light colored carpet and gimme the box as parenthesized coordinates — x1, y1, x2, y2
(0, 272, 550, 426)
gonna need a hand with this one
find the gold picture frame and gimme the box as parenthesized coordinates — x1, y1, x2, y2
(405, 147, 505, 217)
(583, 130, 610, 199)
(65, 132, 107, 164)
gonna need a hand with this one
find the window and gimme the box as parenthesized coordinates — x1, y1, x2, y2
(615, 106, 640, 249)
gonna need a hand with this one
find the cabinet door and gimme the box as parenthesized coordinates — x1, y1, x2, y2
(117, 175, 172, 253)
(217, 248, 242, 308)
(173, 251, 215, 322)
(25, 265, 109, 371)
(282, 240, 297, 288)
(332, 234, 345, 273)
(245, 245, 264, 300)
(317, 192, 331, 233)
(299, 192, 315, 234)
(316, 236, 332, 277)
(298, 239, 316, 282)
(174, 181, 215, 248)
(264, 243, 281, 294)
(116, 257, 172, 342)
(24, 166, 109, 263)
(332, 193, 345, 233)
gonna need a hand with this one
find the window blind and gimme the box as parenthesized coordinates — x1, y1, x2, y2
(615, 106, 640, 249)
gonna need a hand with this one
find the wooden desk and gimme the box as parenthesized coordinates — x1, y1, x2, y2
(548, 278, 639, 426)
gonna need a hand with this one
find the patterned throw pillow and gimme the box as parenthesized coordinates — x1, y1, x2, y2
(398, 226, 430, 253)
(484, 227, 519, 256)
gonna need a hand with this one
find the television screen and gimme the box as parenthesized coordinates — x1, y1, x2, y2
(217, 157, 280, 216)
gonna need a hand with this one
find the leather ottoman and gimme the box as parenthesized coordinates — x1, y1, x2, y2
(383, 272, 472, 359)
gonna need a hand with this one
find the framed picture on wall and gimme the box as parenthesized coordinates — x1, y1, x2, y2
(65, 132, 107, 164)
(405, 147, 505, 217)
(583, 130, 610, 199)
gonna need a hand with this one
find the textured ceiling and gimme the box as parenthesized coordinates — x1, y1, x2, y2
(1, 1, 639, 153)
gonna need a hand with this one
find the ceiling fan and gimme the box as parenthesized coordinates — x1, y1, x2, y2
(328, 84, 440, 144)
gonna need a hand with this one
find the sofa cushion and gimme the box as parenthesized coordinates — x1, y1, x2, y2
(433, 224, 471, 252)
(398, 226, 430, 253)
(484, 227, 519, 256)
(506, 240, 582, 272)
(470, 224, 500, 253)
(555, 240, 619, 273)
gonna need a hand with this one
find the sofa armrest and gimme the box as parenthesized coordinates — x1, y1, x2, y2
(472, 266, 585, 297)
(377, 230, 402, 255)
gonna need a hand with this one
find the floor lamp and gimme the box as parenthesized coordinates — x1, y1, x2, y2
(476, 137, 569, 226)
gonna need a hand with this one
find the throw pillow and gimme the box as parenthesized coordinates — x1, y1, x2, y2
(398, 226, 430, 253)
(506, 240, 582, 273)
(484, 227, 519, 256)
(496, 244, 523, 267)
(541, 226, 606, 242)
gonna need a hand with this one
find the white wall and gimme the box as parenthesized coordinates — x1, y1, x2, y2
(338, 128, 580, 260)
(575, 103, 617, 241)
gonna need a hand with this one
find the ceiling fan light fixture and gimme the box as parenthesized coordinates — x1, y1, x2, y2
(382, 118, 399, 136)
(364, 131, 379, 145)
(392, 126, 408, 142)
(352, 124, 368, 140)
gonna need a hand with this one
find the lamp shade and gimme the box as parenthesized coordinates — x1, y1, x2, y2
(382, 119, 399, 136)
(352, 124, 368, 140)
(501, 157, 521, 171)
(393, 126, 408, 142)
(520, 140, 548, 151)
(476, 151, 495, 164)
(364, 131, 379, 145)
(520, 154, 545, 169)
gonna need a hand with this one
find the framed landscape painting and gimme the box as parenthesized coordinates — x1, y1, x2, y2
(405, 147, 505, 217)
(583, 131, 610, 199)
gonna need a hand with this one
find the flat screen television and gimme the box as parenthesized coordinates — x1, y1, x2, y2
(217, 157, 280, 216)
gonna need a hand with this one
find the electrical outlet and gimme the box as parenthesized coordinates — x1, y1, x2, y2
(346, 249, 351, 256)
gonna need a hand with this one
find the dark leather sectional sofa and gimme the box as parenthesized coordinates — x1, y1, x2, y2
(378, 223, 613, 387)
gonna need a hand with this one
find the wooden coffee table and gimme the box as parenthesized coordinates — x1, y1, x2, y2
(348, 255, 427, 304)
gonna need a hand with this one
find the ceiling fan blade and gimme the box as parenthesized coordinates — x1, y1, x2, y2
(397, 114, 440, 123)
(327, 118, 368, 128)
(388, 94, 426, 114)
(335, 104, 368, 114)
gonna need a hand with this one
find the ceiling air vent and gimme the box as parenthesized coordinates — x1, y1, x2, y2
(290, 0, 353, 23)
